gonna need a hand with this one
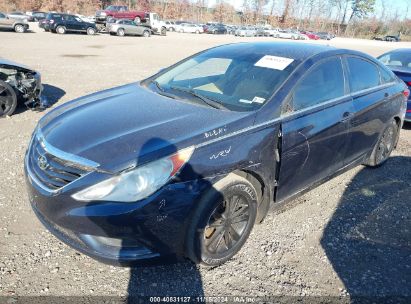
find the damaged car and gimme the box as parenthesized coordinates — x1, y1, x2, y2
(25, 42, 407, 267)
(0, 59, 45, 117)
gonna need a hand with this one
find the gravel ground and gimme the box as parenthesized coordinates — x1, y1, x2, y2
(0, 24, 410, 301)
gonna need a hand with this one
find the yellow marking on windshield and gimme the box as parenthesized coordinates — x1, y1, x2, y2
(194, 83, 223, 94)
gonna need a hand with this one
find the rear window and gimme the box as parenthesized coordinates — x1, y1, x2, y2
(347, 57, 380, 93)
(378, 52, 411, 70)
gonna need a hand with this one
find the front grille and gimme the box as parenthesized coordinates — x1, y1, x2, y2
(28, 136, 90, 191)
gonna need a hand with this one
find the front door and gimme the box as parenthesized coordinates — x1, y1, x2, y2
(277, 56, 353, 202)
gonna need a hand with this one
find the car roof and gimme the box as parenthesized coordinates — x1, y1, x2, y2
(385, 48, 411, 54)
(207, 42, 337, 62)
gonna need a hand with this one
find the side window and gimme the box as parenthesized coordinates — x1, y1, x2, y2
(347, 57, 380, 92)
(380, 66, 396, 84)
(0, 13, 5, 18)
(292, 57, 345, 111)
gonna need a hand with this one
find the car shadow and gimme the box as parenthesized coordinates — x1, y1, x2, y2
(82, 138, 207, 301)
(13, 84, 65, 115)
(321, 156, 411, 299)
(42, 84, 66, 106)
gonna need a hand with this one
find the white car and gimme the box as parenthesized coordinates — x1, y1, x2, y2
(235, 27, 256, 37)
(179, 23, 203, 34)
(275, 29, 300, 40)
(263, 28, 280, 37)
(165, 21, 176, 31)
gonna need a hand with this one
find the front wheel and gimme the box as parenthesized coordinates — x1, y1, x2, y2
(14, 24, 25, 33)
(0, 81, 18, 117)
(86, 27, 96, 35)
(143, 30, 150, 37)
(185, 173, 258, 267)
(364, 120, 399, 167)
(117, 28, 125, 36)
(56, 26, 66, 34)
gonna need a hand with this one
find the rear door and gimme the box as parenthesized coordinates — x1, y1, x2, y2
(343, 56, 396, 164)
(277, 56, 353, 202)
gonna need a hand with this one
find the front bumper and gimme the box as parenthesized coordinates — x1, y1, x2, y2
(25, 156, 213, 265)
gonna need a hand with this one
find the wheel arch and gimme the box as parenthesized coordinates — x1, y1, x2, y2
(231, 169, 271, 223)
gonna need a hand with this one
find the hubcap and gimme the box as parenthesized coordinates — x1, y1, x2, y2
(0, 85, 14, 116)
(203, 195, 250, 254)
(376, 126, 395, 164)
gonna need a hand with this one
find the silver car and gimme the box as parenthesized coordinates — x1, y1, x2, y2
(0, 12, 29, 33)
(235, 26, 257, 37)
(109, 19, 151, 37)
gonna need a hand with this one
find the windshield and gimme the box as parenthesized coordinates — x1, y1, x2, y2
(378, 51, 411, 71)
(150, 49, 298, 111)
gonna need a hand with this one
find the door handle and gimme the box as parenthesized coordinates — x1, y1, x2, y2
(341, 112, 354, 122)
(384, 92, 389, 98)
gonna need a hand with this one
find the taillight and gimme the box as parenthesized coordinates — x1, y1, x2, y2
(407, 81, 411, 87)
(403, 89, 410, 98)
(49, 19, 54, 24)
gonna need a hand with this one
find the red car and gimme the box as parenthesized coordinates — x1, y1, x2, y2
(300, 30, 320, 40)
(95, 5, 146, 24)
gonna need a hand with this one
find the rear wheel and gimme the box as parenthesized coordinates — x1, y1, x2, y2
(117, 28, 125, 36)
(56, 26, 66, 34)
(186, 174, 257, 267)
(161, 27, 167, 36)
(0, 81, 18, 118)
(14, 24, 25, 33)
(364, 119, 398, 167)
(143, 30, 150, 37)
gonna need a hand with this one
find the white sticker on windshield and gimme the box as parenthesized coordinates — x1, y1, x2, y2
(252, 96, 266, 104)
(239, 99, 253, 104)
(255, 55, 294, 70)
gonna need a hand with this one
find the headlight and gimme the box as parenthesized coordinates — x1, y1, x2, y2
(72, 146, 194, 202)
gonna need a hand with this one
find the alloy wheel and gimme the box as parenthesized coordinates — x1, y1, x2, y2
(0, 83, 16, 117)
(15, 25, 24, 33)
(375, 125, 395, 164)
(203, 194, 250, 255)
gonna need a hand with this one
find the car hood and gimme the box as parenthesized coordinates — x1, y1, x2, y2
(38, 83, 252, 172)
(0, 58, 32, 71)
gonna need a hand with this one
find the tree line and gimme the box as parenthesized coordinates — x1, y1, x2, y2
(0, 0, 409, 40)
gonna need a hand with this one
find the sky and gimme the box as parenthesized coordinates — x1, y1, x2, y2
(206, 0, 411, 20)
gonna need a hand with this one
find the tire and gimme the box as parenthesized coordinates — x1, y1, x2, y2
(134, 16, 141, 24)
(56, 26, 66, 34)
(117, 28, 125, 36)
(14, 24, 25, 33)
(185, 173, 258, 267)
(195, 30, 199, 34)
(364, 119, 399, 167)
(161, 27, 166, 36)
(0, 81, 18, 117)
(143, 30, 150, 37)
(86, 27, 96, 35)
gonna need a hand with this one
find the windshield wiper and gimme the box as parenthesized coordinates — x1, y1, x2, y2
(150, 80, 177, 99)
(152, 80, 164, 92)
(168, 86, 226, 110)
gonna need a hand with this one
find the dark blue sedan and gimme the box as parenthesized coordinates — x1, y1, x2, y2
(25, 42, 408, 266)
(377, 48, 411, 122)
